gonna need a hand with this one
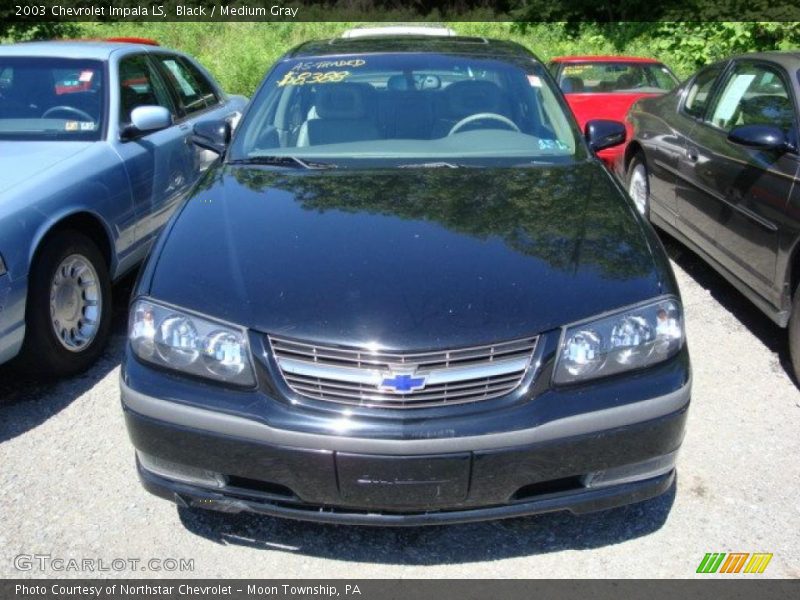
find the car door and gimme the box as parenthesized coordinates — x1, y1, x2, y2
(112, 53, 193, 252)
(150, 53, 242, 175)
(687, 59, 799, 303)
(674, 62, 729, 251)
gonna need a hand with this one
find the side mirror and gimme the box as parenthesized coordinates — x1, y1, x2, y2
(585, 119, 627, 152)
(192, 120, 231, 155)
(121, 105, 172, 140)
(728, 124, 794, 152)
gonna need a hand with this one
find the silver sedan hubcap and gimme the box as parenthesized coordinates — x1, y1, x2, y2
(49, 254, 102, 352)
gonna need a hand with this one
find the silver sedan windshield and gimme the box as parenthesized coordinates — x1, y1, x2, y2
(0, 57, 105, 141)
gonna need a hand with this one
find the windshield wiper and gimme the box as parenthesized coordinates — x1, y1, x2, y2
(510, 159, 557, 167)
(398, 161, 464, 169)
(228, 156, 336, 169)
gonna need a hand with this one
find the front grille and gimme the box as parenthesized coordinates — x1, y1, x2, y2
(269, 335, 537, 409)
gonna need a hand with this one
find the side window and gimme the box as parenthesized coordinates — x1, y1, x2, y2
(683, 65, 724, 119)
(706, 62, 796, 133)
(118, 55, 174, 126)
(645, 64, 679, 91)
(155, 55, 219, 116)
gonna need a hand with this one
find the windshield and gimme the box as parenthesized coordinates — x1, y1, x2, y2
(0, 57, 105, 141)
(229, 53, 584, 166)
(557, 62, 678, 94)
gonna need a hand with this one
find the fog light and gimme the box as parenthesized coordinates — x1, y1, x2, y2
(137, 452, 227, 488)
(583, 450, 678, 488)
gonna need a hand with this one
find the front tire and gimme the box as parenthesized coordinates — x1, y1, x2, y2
(627, 154, 650, 219)
(17, 230, 112, 377)
(789, 285, 800, 383)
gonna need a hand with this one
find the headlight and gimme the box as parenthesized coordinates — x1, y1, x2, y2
(129, 298, 255, 387)
(554, 297, 684, 384)
(0, 254, 6, 276)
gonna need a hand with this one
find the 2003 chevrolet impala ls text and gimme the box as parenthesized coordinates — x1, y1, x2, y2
(120, 32, 691, 525)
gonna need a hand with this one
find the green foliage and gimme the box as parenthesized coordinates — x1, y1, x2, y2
(644, 22, 800, 73)
(0, 21, 80, 43)
(3, 20, 798, 94)
(513, 21, 800, 77)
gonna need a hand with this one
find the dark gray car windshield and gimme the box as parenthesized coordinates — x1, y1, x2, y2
(230, 53, 583, 165)
(0, 57, 105, 141)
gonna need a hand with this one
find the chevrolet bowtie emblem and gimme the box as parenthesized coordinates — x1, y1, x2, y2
(379, 370, 427, 394)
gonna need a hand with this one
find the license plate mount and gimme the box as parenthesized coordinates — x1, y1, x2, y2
(336, 452, 471, 509)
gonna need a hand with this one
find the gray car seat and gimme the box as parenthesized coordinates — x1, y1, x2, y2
(380, 74, 436, 139)
(560, 76, 584, 93)
(296, 83, 380, 146)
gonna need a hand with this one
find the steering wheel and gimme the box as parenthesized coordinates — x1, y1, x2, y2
(42, 106, 94, 122)
(448, 113, 520, 136)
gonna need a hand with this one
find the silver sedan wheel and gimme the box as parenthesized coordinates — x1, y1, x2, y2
(49, 254, 102, 352)
(628, 163, 649, 216)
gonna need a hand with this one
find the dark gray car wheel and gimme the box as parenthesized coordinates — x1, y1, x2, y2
(789, 284, 800, 384)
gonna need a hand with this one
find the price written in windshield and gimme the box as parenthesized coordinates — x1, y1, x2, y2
(277, 71, 351, 87)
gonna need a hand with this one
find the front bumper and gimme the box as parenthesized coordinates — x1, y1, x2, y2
(138, 458, 676, 526)
(122, 377, 688, 525)
(0, 273, 26, 366)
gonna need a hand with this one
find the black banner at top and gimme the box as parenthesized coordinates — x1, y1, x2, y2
(2, 0, 800, 22)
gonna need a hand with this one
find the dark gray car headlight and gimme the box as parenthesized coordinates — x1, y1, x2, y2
(554, 296, 684, 384)
(129, 298, 255, 387)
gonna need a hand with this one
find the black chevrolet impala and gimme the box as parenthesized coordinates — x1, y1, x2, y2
(120, 33, 691, 525)
(620, 51, 800, 381)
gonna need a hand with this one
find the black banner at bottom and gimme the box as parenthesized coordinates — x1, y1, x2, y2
(2, 580, 799, 600)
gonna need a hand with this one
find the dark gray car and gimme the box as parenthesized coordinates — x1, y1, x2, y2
(620, 51, 800, 380)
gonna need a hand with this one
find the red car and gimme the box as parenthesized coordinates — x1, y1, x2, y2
(548, 56, 679, 169)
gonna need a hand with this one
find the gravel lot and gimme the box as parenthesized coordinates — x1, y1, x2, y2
(1, 234, 798, 579)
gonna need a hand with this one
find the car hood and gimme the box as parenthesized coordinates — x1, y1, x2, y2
(147, 162, 665, 349)
(565, 93, 661, 128)
(0, 141, 94, 195)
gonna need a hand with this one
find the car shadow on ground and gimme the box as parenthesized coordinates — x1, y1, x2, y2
(176, 481, 676, 563)
(658, 232, 796, 386)
(0, 272, 136, 443)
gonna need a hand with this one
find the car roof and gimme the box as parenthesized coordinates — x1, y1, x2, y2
(284, 35, 537, 60)
(550, 55, 664, 64)
(0, 40, 172, 60)
(726, 50, 800, 68)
